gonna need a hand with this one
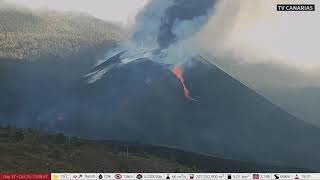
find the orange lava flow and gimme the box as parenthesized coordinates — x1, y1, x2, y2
(171, 65, 195, 101)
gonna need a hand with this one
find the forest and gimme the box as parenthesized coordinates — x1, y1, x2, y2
(0, 3, 122, 60)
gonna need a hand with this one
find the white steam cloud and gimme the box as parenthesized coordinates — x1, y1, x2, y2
(195, 0, 320, 70)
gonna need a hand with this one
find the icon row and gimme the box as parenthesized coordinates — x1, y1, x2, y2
(51, 173, 320, 180)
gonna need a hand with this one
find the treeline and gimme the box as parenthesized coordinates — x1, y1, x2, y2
(0, 3, 123, 59)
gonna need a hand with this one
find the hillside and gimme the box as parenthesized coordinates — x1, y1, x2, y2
(0, 126, 307, 172)
(0, 2, 122, 60)
(65, 55, 320, 171)
(1, 52, 319, 171)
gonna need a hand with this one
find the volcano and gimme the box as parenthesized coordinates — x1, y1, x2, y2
(53, 55, 320, 171)
(2, 0, 320, 172)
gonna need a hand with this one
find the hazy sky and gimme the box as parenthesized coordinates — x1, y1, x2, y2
(197, 0, 320, 69)
(7, 0, 149, 25)
(6, 0, 320, 69)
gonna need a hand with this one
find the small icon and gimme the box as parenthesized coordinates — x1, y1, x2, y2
(53, 174, 59, 180)
(189, 174, 194, 179)
(72, 174, 82, 179)
(274, 174, 280, 179)
(136, 174, 143, 179)
(227, 174, 232, 179)
(253, 174, 260, 179)
(115, 174, 122, 179)
(99, 174, 103, 179)
(166, 174, 170, 179)
(294, 174, 300, 179)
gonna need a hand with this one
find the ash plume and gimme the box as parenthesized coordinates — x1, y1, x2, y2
(87, 0, 217, 83)
(133, 0, 216, 50)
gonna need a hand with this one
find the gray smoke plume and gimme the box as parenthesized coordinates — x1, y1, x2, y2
(133, 0, 216, 49)
(87, 0, 217, 82)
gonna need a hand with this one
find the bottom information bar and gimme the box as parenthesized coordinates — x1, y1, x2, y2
(50, 173, 320, 180)
(0, 173, 320, 180)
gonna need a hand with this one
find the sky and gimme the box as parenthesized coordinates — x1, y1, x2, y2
(196, 0, 320, 70)
(6, 0, 149, 25)
(5, 0, 320, 69)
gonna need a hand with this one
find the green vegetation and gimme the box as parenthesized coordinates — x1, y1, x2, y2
(0, 2, 122, 60)
(0, 126, 308, 172)
(0, 126, 197, 172)
(13, 131, 24, 142)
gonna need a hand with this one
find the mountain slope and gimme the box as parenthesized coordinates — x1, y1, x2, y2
(0, 2, 122, 60)
(41, 55, 320, 171)
(1, 51, 320, 171)
(182, 57, 320, 169)
(0, 127, 308, 172)
(263, 87, 320, 127)
(204, 55, 320, 128)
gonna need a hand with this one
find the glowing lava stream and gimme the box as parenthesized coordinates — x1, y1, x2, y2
(171, 65, 197, 101)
